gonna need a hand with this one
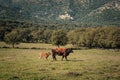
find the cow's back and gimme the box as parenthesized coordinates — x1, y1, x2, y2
(54, 48, 66, 53)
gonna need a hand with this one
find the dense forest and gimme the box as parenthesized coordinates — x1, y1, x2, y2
(0, 23, 119, 49)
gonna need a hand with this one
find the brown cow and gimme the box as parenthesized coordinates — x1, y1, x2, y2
(51, 48, 73, 61)
(39, 52, 51, 60)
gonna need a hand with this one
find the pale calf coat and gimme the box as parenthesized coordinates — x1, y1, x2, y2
(39, 52, 51, 60)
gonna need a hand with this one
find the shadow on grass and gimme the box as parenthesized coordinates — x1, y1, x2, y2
(8, 76, 19, 80)
(68, 59, 84, 62)
(65, 71, 83, 77)
(50, 59, 84, 63)
(60, 59, 84, 62)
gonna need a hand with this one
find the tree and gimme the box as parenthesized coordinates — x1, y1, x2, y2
(82, 28, 97, 48)
(4, 29, 22, 48)
(42, 29, 53, 43)
(19, 28, 33, 42)
(51, 30, 68, 47)
(31, 29, 42, 42)
(0, 27, 6, 41)
(67, 28, 85, 47)
(67, 30, 77, 46)
(105, 27, 120, 48)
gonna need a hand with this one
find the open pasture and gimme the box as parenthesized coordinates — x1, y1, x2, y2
(0, 43, 120, 80)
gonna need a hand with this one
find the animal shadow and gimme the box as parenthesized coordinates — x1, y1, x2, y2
(65, 59, 84, 62)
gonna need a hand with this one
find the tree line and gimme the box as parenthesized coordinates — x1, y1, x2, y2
(0, 26, 119, 49)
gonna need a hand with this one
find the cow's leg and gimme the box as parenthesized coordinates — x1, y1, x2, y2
(54, 55, 57, 60)
(52, 53, 55, 60)
(65, 56, 68, 61)
(52, 53, 57, 61)
(54, 56, 57, 60)
(61, 56, 64, 61)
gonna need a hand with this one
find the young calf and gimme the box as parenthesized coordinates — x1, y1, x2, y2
(39, 52, 51, 60)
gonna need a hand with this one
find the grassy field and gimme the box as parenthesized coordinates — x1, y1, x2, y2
(0, 42, 73, 49)
(0, 43, 120, 80)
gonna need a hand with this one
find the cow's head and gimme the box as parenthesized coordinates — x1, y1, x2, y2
(65, 48, 73, 54)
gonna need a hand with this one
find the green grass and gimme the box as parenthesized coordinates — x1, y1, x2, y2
(0, 42, 120, 80)
(0, 42, 72, 49)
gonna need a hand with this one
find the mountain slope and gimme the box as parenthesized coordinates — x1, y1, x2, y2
(80, 0, 120, 26)
(0, 0, 119, 26)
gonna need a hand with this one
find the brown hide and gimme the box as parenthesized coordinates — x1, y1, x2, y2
(51, 48, 73, 61)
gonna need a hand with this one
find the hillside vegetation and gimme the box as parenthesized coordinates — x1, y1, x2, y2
(0, 0, 120, 26)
